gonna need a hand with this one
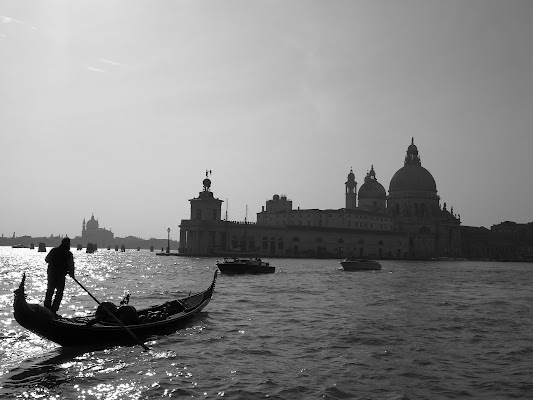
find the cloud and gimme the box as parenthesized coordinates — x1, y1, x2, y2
(0, 15, 24, 24)
(99, 58, 121, 67)
(88, 66, 106, 73)
(87, 58, 123, 73)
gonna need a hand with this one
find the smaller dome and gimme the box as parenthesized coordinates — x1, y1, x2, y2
(359, 180, 386, 199)
(358, 166, 386, 199)
(203, 178, 211, 190)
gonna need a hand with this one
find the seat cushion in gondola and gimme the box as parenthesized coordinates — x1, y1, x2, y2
(116, 305, 138, 325)
(95, 302, 118, 322)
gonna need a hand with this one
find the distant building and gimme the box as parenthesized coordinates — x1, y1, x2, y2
(81, 214, 114, 247)
(461, 222, 533, 261)
(179, 139, 462, 259)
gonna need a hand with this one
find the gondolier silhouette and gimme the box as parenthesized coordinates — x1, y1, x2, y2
(44, 237, 75, 314)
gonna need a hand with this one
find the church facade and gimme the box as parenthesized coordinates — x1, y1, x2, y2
(178, 139, 462, 259)
(81, 214, 114, 247)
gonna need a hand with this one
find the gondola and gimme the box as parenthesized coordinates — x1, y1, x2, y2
(13, 271, 217, 348)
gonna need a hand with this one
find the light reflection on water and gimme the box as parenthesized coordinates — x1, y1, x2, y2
(1, 246, 532, 399)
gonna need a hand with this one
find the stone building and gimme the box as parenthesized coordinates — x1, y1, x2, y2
(179, 139, 462, 259)
(387, 138, 461, 258)
(80, 214, 114, 248)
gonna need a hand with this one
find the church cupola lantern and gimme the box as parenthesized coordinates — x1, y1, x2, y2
(405, 137, 422, 166)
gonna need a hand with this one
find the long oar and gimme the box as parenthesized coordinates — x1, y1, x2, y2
(70, 275, 150, 351)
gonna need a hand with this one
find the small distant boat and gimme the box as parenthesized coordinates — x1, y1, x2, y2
(216, 257, 275, 274)
(12, 244, 30, 249)
(340, 258, 381, 271)
(38, 243, 47, 252)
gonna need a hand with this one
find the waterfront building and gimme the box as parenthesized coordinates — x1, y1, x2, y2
(81, 214, 114, 248)
(461, 221, 533, 261)
(179, 139, 462, 259)
(387, 139, 461, 258)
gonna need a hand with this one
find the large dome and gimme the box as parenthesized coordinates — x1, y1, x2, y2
(389, 138, 437, 193)
(389, 165, 436, 192)
(86, 214, 99, 229)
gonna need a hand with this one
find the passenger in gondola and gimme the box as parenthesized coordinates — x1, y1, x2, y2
(44, 237, 75, 314)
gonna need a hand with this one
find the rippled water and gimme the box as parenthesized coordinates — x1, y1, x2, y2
(0, 246, 531, 399)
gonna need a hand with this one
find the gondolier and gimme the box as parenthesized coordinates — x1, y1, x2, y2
(44, 237, 75, 314)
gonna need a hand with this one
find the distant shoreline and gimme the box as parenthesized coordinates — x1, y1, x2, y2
(0, 236, 178, 251)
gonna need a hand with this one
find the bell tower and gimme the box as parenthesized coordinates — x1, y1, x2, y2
(345, 168, 357, 209)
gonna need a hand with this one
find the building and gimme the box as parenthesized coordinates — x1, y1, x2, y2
(179, 139, 462, 259)
(386, 138, 461, 258)
(81, 214, 114, 248)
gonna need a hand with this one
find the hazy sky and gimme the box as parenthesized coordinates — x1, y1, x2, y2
(1, 0, 532, 240)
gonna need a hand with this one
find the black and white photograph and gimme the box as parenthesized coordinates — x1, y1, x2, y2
(1, 1, 532, 399)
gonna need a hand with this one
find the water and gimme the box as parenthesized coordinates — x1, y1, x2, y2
(0, 246, 531, 399)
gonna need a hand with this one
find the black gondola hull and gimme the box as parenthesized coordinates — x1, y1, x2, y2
(13, 272, 217, 348)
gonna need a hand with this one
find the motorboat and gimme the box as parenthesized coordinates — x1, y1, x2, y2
(216, 257, 275, 274)
(339, 258, 381, 271)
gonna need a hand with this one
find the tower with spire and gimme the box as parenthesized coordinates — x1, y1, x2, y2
(345, 168, 357, 209)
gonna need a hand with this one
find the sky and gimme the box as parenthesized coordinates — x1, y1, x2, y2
(1, 0, 532, 240)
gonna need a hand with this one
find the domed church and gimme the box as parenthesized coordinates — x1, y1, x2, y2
(387, 138, 461, 258)
(81, 214, 114, 248)
(178, 139, 462, 259)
